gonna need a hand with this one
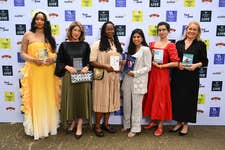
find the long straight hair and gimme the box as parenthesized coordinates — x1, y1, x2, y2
(127, 28, 148, 55)
(30, 11, 56, 52)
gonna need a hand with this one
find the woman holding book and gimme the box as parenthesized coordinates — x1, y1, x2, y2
(20, 11, 60, 140)
(122, 29, 152, 137)
(170, 21, 208, 135)
(90, 21, 123, 137)
(55, 21, 92, 139)
(142, 22, 179, 136)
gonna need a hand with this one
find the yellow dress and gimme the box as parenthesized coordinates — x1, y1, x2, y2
(20, 42, 60, 140)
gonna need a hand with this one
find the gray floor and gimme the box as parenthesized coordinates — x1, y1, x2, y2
(0, 123, 225, 150)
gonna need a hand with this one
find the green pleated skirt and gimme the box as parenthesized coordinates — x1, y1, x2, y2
(60, 72, 92, 129)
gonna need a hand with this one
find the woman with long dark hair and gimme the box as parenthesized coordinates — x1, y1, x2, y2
(122, 29, 152, 137)
(90, 21, 123, 137)
(20, 11, 60, 140)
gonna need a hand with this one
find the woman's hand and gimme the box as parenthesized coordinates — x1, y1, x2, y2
(178, 62, 185, 70)
(81, 66, 89, 73)
(152, 61, 161, 69)
(65, 65, 77, 74)
(45, 57, 55, 64)
(127, 70, 134, 77)
(33, 58, 44, 65)
(104, 64, 114, 72)
(185, 64, 198, 71)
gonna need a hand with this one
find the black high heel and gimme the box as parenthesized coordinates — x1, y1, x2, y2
(169, 125, 183, 133)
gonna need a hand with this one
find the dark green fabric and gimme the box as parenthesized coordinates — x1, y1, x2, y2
(60, 72, 92, 129)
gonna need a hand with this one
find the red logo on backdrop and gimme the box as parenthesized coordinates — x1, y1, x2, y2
(1, 54, 11, 58)
(120, 42, 125, 46)
(17, 41, 22, 45)
(216, 42, 225, 46)
(202, 0, 212, 2)
(6, 107, 16, 111)
(170, 28, 176, 32)
(149, 13, 160, 18)
(99, 0, 109, 2)
(211, 97, 221, 101)
(197, 109, 204, 113)
(49, 13, 59, 17)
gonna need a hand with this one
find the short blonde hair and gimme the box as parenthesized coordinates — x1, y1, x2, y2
(184, 21, 202, 41)
(67, 21, 85, 41)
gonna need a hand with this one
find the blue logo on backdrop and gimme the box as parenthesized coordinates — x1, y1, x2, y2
(84, 25, 92, 36)
(17, 52, 25, 63)
(14, 0, 25, 6)
(219, 0, 225, 7)
(116, 0, 126, 7)
(209, 107, 220, 117)
(114, 106, 123, 116)
(182, 25, 187, 35)
(65, 10, 75, 21)
(166, 10, 177, 22)
(214, 54, 225, 64)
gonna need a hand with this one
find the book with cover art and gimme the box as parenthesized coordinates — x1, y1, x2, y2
(182, 53, 194, 68)
(123, 55, 136, 73)
(110, 55, 120, 71)
(153, 49, 164, 64)
(73, 57, 83, 71)
(38, 48, 48, 59)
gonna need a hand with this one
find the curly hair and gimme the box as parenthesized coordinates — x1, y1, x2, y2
(66, 21, 85, 41)
(30, 11, 56, 52)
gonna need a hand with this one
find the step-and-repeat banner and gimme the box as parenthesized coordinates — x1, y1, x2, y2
(0, 0, 225, 125)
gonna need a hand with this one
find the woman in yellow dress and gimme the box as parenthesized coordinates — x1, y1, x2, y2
(20, 11, 60, 140)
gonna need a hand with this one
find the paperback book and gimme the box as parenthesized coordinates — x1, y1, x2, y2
(153, 49, 164, 64)
(123, 55, 136, 73)
(182, 53, 194, 68)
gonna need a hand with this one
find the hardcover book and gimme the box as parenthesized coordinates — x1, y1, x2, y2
(123, 55, 136, 73)
(73, 57, 83, 71)
(153, 49, 164, 64)
(182, 53, 194, 68)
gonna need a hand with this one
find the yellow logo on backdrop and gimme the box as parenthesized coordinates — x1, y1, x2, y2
(81, 0, 92, 7)
(4, 92, 15, 102)
(132, 10, 143, 22)
(203, 40, 210, 51)
(198, 94, 206, 104)
(0, 38, 11, 49)
(148, 25, 157, 36)
(184, 0, 195, 7)
(51, 24, 60, 36)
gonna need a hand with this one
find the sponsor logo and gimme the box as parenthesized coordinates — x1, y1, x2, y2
(99, 0, 109, 2)
(65, 10, 75, 21)
(120, 42, 125, 46)
(17, 52, 25, 63)
(211, 97, 221, 101)
(198, 94, 206, 104)
(219, 0, 225, 7)
(115, 25, 126, 36)
(6, 107, 16, 111)
(209, 107, 220, 117)
(82, 13, 92, 18)
(1, 54, 11, 59)
(212, 71, 224, 75)
(133, 0, 143, 3)
(98, 10, 109, 22)
(17, 41, 22, 45)
(202, 0, 212, 3)
(14, 0, 25, 6)
(149, 0, 160, 7)
(197, 109, 204, 113)
(14, 14, 25, 18)
(115, 0, 126, 7)
(0, 0, 7, 2)
(32, 0, 41, 2)
(199, 67, 207, 78)
(216, 42, 225, 47)
(3, 81, 13, 85)
(211, 81, 223, 91)
(201, 28, 210, 33)
(132, 10, 143, 22)
(170, 28, 176, 32)
(48, 0, 58, 7)
(184, 13, 193, 18)
(214, 54, 225, 64)
(49, 13, 59, 17)
(0, 26, 9, 31)
(84, 25, 92, 36)
(0, 38, 11, 49)
(149, 13, 160, 18)
(200, 10, 211, 22)
(2, 65, 13, 76)
(166, 0, 178, 3)
(64, 0, 75, 3)
(4, 91, 15, 102)
(166, 10, 177, 22)
(216, 25, 225, 36)
(0, 10, 9, 21)
(217, 15, 225, 18)
(114, 106, 123, 116)
(15, 24, 26, 35)
(199, 84, 205, 88)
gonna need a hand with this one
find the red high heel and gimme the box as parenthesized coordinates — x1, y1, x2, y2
(154, 126, 163, 136)
(144, 122, 158, 129)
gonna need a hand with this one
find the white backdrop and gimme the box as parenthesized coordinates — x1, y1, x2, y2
(0, 0, 225, 125)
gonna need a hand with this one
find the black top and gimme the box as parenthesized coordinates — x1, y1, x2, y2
(55, 41, 90, 77)
(176, 39, 208, 68)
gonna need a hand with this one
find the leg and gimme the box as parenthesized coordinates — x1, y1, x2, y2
(170, 121, 183, 132)
(94, 112, 104, 137)
(74, 118, 83, 139)
(179, 122, 188, 135)
(102, 113, 116, 133)
(154, 120, 164, 136)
